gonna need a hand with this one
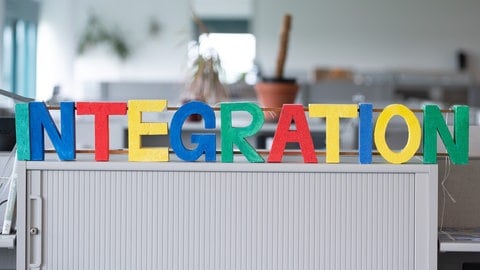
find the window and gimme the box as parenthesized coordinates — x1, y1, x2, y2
(196, 33, 255, 83)
(2, 0, 39, 99)
(3, 19, 37, 98)
(191, 18, 256, 84)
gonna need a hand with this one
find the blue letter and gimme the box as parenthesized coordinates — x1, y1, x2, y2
(29, 102, 76, 160)
(170, 101, 216, 161)
(359, 103, 373, 164)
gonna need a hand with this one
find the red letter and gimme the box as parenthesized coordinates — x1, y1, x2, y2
(268, 104, 317, 163)
(77, 102, 127, 161)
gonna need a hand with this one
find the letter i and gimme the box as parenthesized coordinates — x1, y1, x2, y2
(359, 103, 373, 164)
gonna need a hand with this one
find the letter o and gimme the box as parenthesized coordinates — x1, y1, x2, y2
(374, 104, 421, 164)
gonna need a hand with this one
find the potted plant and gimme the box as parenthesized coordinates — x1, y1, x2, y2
(255, 14, 299, 121)
(181, 13, 228, 106)
(182, 46, 228, 105)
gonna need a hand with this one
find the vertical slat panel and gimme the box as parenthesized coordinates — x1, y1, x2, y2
(36, 169, 416, 270)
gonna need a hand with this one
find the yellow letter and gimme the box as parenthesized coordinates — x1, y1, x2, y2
(128, 100, 169, 161)
(374, 104, 421, 164)
(309, 104, 358, 163)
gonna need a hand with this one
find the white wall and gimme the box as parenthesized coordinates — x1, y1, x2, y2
(36, 0, 76, 100)
(36, 0, 191, 100)
(74, 0, 191, 86)
(253, 0, 480, 78)
(193, 0, 251, 18)
(36, 0, 480, 99)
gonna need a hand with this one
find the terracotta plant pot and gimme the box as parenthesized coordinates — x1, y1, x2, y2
(255, 79, 299, 121)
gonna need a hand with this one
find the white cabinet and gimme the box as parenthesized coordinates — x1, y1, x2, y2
(16, 161, 437, 270)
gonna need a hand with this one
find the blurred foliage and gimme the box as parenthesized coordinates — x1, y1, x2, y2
(77, 13, 130, 60)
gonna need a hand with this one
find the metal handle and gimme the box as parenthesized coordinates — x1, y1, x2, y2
(29, 195, 42, 268)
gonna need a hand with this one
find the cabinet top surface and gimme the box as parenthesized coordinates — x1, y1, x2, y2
(19, 154, 437, 173)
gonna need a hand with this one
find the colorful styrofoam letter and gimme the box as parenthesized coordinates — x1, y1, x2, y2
(127, 100, 169, 162)
(77, 102, 127, 161)
(374, 104, 421, 164)
(15, 103, 30, 160)
(309, 104, 358, 163)
(423, 105, 469, 164)
(170, 101, 216, 162)
(221, 102, 264, 163)
(268, 104, 317, 163)
(29, 102, 76, 161)
(358, 103, 373, 164)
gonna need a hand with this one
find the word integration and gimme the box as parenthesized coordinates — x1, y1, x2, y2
(14, 100, 469, 164)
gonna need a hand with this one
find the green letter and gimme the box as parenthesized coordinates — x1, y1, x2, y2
(423, 105, 469, 164)
(221, 102, 264, 162)
(15, 103, 30, 160)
